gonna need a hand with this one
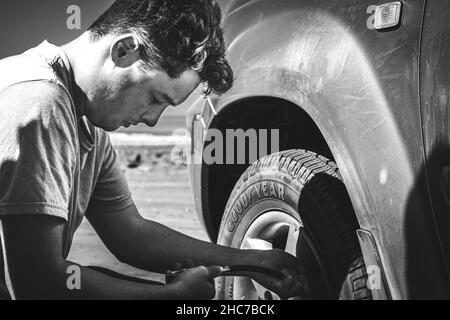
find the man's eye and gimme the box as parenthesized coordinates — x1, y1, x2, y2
(149, 95, 158, 105)
(152, 95, 163, 105)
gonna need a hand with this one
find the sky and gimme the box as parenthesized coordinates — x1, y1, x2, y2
(0, 0, 198, 134)
(0, 0, 114, 58)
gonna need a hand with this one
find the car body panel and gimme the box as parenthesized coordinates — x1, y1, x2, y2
(419, 0, 450, 281)
(187, 0, 450, 298)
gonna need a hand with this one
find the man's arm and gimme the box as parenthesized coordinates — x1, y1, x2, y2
(87, 203, 245, 273)
(87, 203, 310, 299)
(0, 215, 215, 300)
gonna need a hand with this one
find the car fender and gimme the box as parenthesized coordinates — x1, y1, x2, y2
(189, 1, 449, 298)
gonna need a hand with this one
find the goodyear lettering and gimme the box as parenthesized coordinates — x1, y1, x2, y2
(235, 200, 243, 214)
(269, 183, 277, 197)
(278, 184, 285, 200)
(241, 194, 249, 208)
(227, 182, 286, 232)
(230, 209, 239, 223)
(262, 182, 268, 196)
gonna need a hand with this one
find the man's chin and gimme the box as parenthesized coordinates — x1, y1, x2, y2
(144, 120, 158, 128)
(97, 122, 120, 132)
(85, 116, 114, 132)
(99, 121, 157, 131)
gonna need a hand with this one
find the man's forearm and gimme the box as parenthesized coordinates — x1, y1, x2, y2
(11, 260, 179, 300)
(117, 219, 253, 273)
(1, 214, 186, 299)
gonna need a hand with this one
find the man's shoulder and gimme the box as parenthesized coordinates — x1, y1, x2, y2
(0, 50, 61, 91)
(0, 80, 72, 110)
(0, 81, 76, 132)
(0, 44, 73, 113)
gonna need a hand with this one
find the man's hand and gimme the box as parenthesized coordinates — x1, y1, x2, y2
(169, 249, 311, 299)
(238, 249, 311, 299)
(167, 266, 223, 300)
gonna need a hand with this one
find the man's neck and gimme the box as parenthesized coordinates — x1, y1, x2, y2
(61, 32, 95, 120)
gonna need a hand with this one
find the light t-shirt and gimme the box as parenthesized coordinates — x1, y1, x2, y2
(0, 41, 134, 296)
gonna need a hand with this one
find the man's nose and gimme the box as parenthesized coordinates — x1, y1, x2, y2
(147, 101, 170, 114)
(141, 112, 159, 127)
(141, 114, 152, 124)
(160, 101, 171, 109)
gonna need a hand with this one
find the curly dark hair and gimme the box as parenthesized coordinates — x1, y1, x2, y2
(89, 0, 233, 95)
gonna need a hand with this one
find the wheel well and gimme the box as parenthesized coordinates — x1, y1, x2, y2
(204, 97, 335, 241)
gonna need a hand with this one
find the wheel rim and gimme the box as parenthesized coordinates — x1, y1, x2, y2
(233, 210, 333, 300)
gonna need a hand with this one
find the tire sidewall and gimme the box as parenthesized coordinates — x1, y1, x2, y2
(217, 172, 304, 300)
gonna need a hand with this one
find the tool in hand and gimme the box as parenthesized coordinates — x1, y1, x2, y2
(165, 265, 284, 284)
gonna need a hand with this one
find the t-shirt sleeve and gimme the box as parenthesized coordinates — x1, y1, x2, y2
(87, 132, 134, 215)
(0, 81, 77, 220)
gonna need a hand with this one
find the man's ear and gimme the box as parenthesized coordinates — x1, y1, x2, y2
(110, 34, 140, 67)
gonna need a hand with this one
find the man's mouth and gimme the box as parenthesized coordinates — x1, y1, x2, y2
(123, 120, 155, 127)
(123, 120, 139, 127)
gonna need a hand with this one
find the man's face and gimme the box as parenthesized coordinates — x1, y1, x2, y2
(86, 63, 201, 132)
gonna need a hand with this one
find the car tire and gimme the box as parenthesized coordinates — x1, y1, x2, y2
(216, 149, 372, 300)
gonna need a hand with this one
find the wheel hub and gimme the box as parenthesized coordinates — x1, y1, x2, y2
(234, 210, 331, 300)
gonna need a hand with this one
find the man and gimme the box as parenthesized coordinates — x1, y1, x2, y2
(0, 0, 308, 299)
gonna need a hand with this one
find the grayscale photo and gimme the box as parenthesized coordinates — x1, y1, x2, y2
(0, 0, 449, 304)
